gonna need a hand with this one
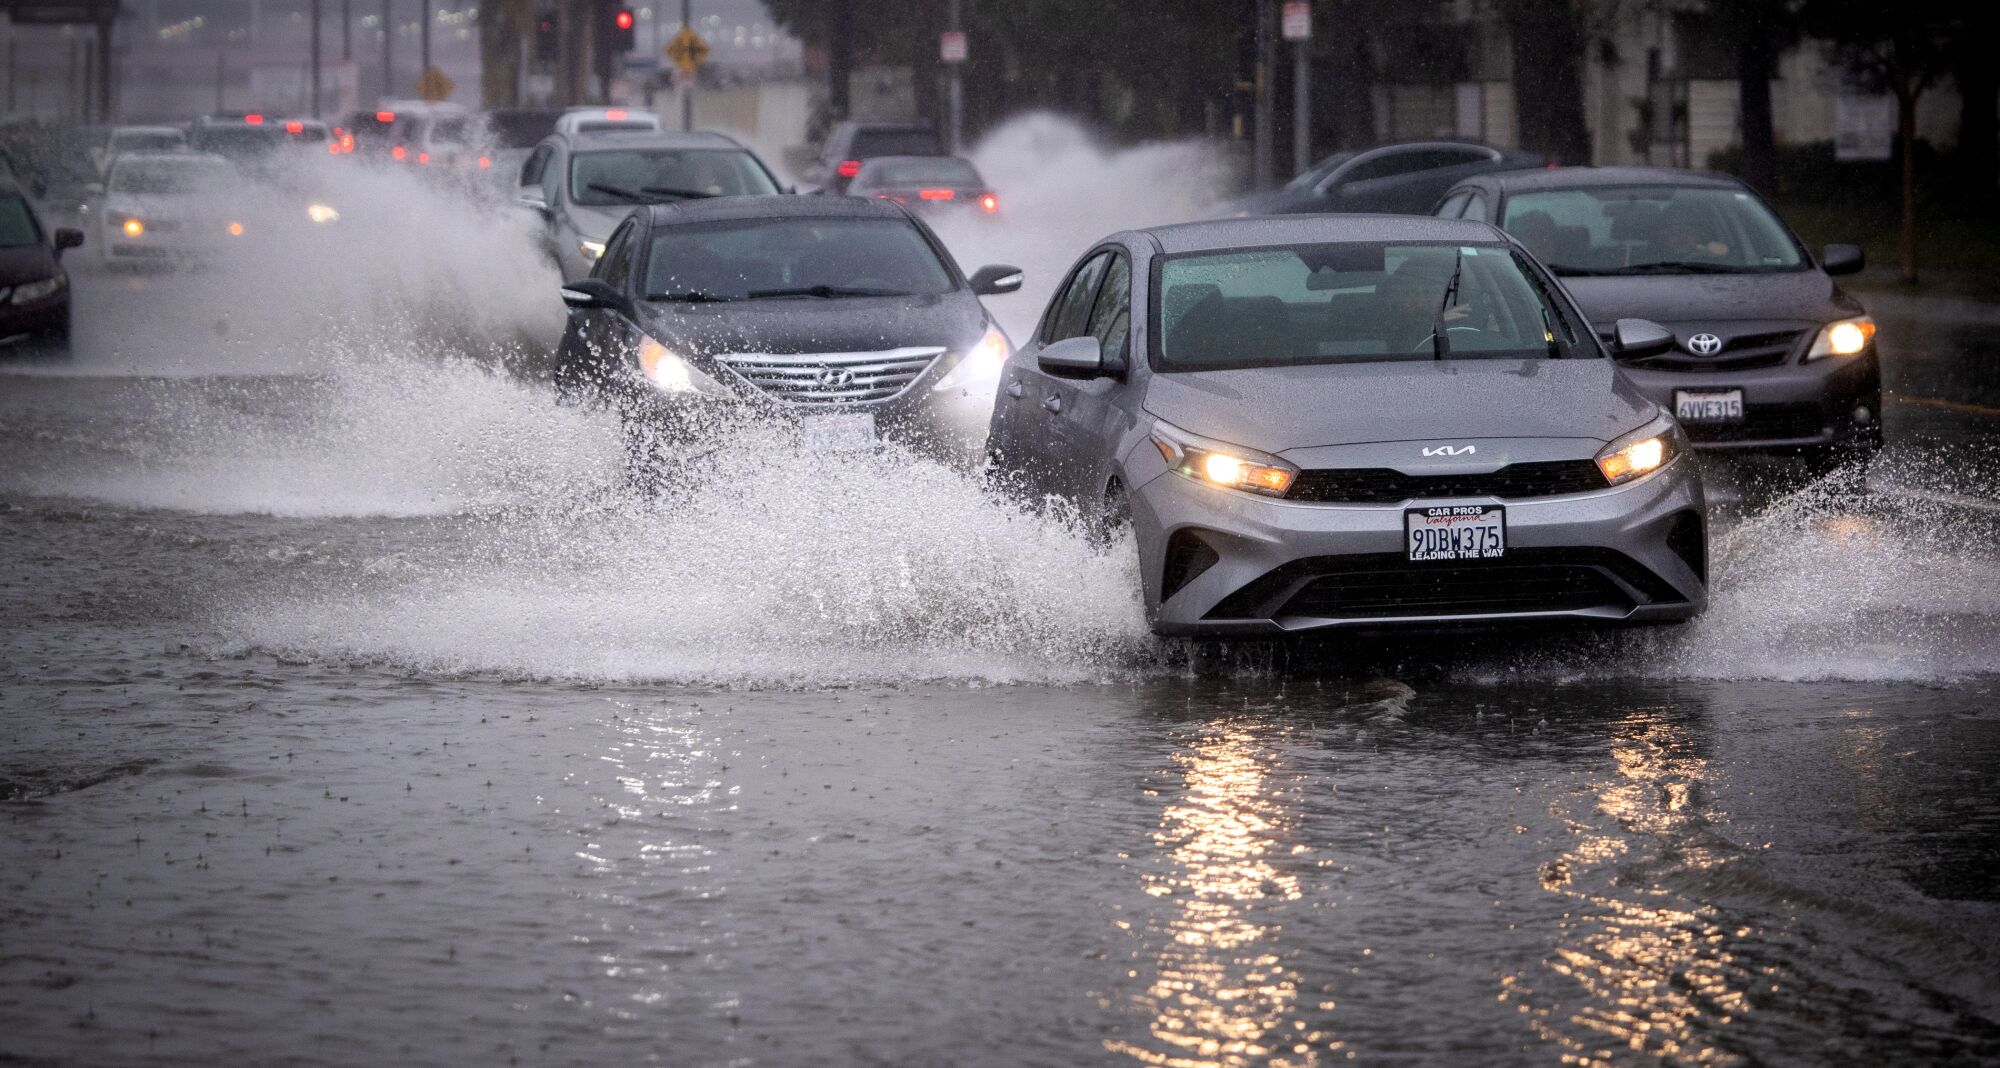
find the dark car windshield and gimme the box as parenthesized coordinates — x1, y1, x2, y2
(0, 196, 40, 247)
(849, 128, 943, 158)
(1500, 185, 1806, 274)
(570, 149, 777, 205)
(645, 217, 955, 300)
(863, 157, 980, 185)
(1154, 242, 1588, 370)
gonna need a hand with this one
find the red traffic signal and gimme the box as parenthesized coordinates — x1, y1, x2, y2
(608, 6, 635, 50)
(614, 8, 633, 30)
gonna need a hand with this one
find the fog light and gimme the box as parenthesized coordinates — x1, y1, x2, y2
(227, 222, 245, 237)
(121, 218, 144, 237)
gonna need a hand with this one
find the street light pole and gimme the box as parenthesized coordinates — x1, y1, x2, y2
(1252, 0, 1273, 189)
(419, 0, 430, 75)
(381, 0, 392, 102)
(1291, 8, 1310, 173)
(310, 0, 322, 117)
(680, 0, 692, 131)
(946, 0, 962, 155)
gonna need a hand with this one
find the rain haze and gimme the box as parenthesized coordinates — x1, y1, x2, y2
(2, 1, 1999, 1065)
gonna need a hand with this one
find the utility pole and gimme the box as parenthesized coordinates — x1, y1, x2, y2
(381, 0, 392, 102)
(310, 0, 322, 116)
(680, 0, 692, 131)
(828, 0, 851, 121)
(419, 0, 430, 75)
(1252, 0, 1274, 189)
(945, 0, 963, 154)
(341, 0, 352, 61)
(1284, 1, 1311, 173)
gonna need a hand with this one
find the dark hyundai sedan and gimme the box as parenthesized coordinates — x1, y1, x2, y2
(553, 196, 1022, 470)
(0, 184, 82, 356)
(1437, 167, 1878, 463)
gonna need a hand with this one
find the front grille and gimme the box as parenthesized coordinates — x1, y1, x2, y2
(1683, 401, 1826, 443)
(1286, 460, 1607, 504)
(1612, 328, 1808, 372)
(1206, 548, 1684, 622)
(713, 346, 945, 405)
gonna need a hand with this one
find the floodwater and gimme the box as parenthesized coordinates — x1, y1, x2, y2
(3, 116, 1999, 1066)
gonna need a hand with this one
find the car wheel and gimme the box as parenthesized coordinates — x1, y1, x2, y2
(29, 317, 71, 359)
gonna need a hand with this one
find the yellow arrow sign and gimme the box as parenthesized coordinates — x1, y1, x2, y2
(666, 26, 709, 75)
(415, 65, 453, 102)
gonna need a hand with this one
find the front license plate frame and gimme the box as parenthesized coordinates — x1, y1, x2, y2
(1406, 504, 1507, 562)
(1674, 388, 1745, 424)
(799, 411, 877, 452)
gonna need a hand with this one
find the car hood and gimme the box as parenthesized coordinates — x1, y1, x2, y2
(0, 244, 59, 286)
(1560, 269, 1863, 330)
(636, 291, 986, 360)
(1142, 358, 1657, 452)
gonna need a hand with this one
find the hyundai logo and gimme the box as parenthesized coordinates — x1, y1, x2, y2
(1421, 444, 1476, 457)
(1687, 332, 1724, 355)
(816, 367, 856, 389)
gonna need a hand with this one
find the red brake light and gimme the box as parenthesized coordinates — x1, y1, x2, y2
(285, 120, 304, 133)
(418, 151, 430, 164)
(376, 110, 396, 123)
(391, 145, 407, 160)
(979, 193, 998, 213)
(328, 142, 339, 154)
(244, 113, 263, 125)
(837, 159, 861, 178)
(606, 109, 627, 120)
(478, 155, 491, 169)
(918, 188, 955, 201)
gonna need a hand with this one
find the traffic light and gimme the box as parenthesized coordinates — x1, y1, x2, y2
(608, 7, 635, 52)
(534, 7, 558, 62)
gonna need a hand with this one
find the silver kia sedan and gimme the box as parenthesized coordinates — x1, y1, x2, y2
(985, 216, 1709, 635)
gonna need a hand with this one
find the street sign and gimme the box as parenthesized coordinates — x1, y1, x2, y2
(416, 65, 453, 102)
(1282, 1, 1311, 41)
(666, 26, 709, 75)
(939, 30, 967, 64)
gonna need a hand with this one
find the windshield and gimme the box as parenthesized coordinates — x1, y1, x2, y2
(570, 149, 777, 205)
(111, 130, 185, 153)
(108, 159, 226, 195)
(1500, 185, 1806, 274)
(0, 196, 39, 247)
(865, 158, 980, 185)
(645, 217, 955, 300)
(1154, 242, 1588, 370)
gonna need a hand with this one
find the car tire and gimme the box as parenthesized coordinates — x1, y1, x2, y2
(29, 317, 71, 359)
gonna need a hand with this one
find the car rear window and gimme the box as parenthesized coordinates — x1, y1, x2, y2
(191, 125, 285, 158)
(850, 128, 942, 158)
(1154, 242, 1587, 370)
(866, 158, 980, 185)
(646, 217, 954, 300)
(0, 196, 39, 247)
(111, 131, 186, 153)
(1500, 185, 1805, 274)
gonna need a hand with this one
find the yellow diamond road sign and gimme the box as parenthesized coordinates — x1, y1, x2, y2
(416, 65, 453, 102)
(666, 26, 709, 74)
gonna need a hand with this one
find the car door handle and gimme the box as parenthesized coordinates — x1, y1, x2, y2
(1043, 393, 1062, 414)
(1006, 378, 1024, 399)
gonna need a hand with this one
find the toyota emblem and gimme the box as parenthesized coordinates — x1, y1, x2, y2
(816, 367, 856, 388)
(1687, 332, 1724, 355)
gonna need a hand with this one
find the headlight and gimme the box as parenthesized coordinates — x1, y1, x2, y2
(120, 217, 144, 237)
(11, 275, 65, 304)
(1595, 416, 1683, 486)
(932, 323, 1010, 392)
(306, 202, 340, 223)
(636, 334, 730, 395)
(1805, 316, 1875, 360)
(579, 239, 606, 261)
(1150, 419, 1296, 497)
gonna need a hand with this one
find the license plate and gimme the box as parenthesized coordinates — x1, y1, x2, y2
(800, 411, 876, 451)
(1406, 505, 1506, 562)
(1674, 389, 1744, 424)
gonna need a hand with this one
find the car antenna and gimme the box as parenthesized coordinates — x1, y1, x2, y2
(1433, 248, 1463, 362)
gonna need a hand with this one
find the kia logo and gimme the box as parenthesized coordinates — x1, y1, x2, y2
(816, 367, 855, 388)
(1687, 332, 1724, 355)
(1421, 444, 1476, 456)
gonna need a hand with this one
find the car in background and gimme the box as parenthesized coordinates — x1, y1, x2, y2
(336, 108, 399, 156)
(518, 128, 784, 281)
(91, 125, 189, 172)
(1224, 141, 1545, 217)
(382, 104, 486, 172)
(554, 107, 661, 136)
(0, 181, 82, 355)
(845, 156, 999, 218)
(801, 121, 944, 194)
(985, 215, 1706, 635)
(482, 107, 565, 187)
(1437, 166, 1879, 463)
(189, 114, 290, 163)
(276, 118, 335, 154)
(552, 195, 1022, 468)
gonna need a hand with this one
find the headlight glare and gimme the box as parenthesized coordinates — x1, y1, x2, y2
(636, 334, 727, 395)
(1595, 418, 1681, 485)
(932, 323, 1010, 392)
(306, 202, 340, 223)
(1151, 421, 1296, 497)
(120, 218, 144, 237)
(1806, 316, 1875, 360)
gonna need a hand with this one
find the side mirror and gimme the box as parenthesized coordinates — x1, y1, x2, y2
(1038, 335, 1104, 375)
(968, 264, 1024, 296)
(561, 278, 626, 311)
(1821, 243, 1864, 276)
(53, 228, 84, 254)
(1613, 317, 1674, 358)
(516, 190, 549, 214)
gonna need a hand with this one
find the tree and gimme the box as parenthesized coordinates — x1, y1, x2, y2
(1498, 0, 1592, 164)
(1705, 0, 1800, 194)
(1947, 5, 1999, 201)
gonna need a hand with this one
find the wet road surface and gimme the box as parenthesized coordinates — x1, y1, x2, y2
(5, 142, 2000, 1064)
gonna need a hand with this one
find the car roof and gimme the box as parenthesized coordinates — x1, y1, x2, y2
(1139, 214, 1509, 254)
(560, 129, 741, 151)
(643, 194, 905, 226)
(1463, 165, 1746, 193)
(112, 125, 184, 135)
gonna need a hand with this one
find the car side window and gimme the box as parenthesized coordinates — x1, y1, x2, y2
(1436, 192, 1470, 218)
(520, 145, 549, 186)
(1087, 254, 1131, 363)
(596, 219, 638, 286)
(1044, 252, 1112, 342)
(1462, 192, 1490, 221)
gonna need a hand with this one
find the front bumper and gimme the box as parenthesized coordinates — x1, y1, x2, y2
(1619, 350, 1882, 451)
(1133, 458, 1707, 636)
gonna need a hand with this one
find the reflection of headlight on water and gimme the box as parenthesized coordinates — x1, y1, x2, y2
(306, 202, 340, 223)
(637, 334, 730, 396)
(932, 323, 1011, 394)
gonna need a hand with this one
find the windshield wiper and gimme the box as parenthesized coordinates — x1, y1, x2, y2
(744, 284, 913, 300)
(646, 290, 737, 303)
(1433, 248, 1464, 362)
(586, 183, 651, 203)
(639, 186, 718, 200)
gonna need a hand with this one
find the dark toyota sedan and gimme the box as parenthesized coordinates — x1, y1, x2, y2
(553, 196, 1023, 471)
(0, 184, 83, 355)
(1437, 167, 1878, 463)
